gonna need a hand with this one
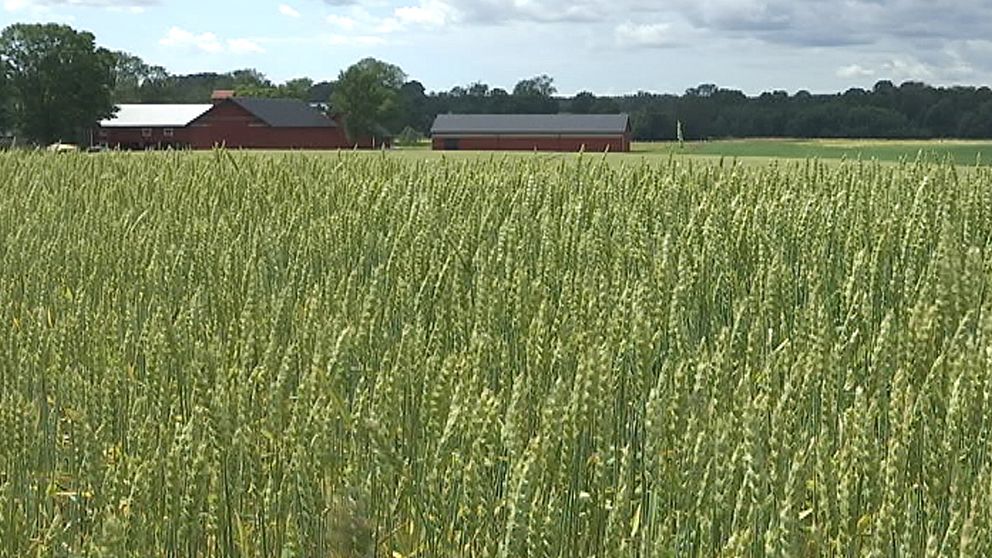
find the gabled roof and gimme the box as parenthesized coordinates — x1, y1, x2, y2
(99, 104, 213, 128)
(431, 114, 630, 135)
(230, 98, 337, 128)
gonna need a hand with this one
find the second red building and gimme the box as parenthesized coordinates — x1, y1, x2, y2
(96, 95, 367, 150)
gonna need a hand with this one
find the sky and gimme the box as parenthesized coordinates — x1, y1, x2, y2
(1, 0, 990, 96)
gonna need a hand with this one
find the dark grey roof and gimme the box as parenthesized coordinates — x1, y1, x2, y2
(431, 113, 630, 135)
(232, 98, 337, 128)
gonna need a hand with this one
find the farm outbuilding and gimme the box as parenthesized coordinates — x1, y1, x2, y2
(187, 97, 351, 149)
(430, 114, 631, 152)
(94, 104, 211, 149)
(96, 95, 366, 150)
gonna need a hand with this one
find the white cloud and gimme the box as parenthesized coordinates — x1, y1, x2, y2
(324, 34, 386, 46)
(395, 0, 452, 27)
(227, 38, 265, 54)
(836, 64, 875, 78)
(278, 3, 299, 17)
(374, 17, 402, 33)
(159, 26, 223, 53)
(2, 0, 81, 22)
(4, 0, 148, 17)
(346, 5, 374, 21)
(326, 14, 356, 29)
(442, 0, 600, 23)
(159, 27, 263, 55)
(835, 58, 938, 82)
(878, 57, 935, 81)
(942, 42, 984, 76)
(106, 4, 144, 12)
(615, 22, 679, 48)
(21, 0, 157, 9)
(326, 1, 450, 36)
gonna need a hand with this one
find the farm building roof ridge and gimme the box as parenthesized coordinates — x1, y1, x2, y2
(431, 113, 630, 135)
(230, 98, 337, 128)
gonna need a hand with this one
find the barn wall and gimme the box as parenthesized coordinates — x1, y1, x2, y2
(432, 134, 629, 152)
(188, 101, 351, 149)
(96, 101, 384, 150)
(97, 127, 194, 149)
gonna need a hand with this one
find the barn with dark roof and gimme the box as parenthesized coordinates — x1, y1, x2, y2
(187, 97, 352, 149)
(96, 93, 375, 150)
(430, 114, 631, 152)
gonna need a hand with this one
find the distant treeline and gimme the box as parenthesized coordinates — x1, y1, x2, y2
(123, 67, 992, 140)
(414, 81, 992, 140)
(6, 24, 987, 144)
(608, 82, 992, 140)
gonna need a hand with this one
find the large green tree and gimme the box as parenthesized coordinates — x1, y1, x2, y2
(512, 74, 558, 113)
(110, 50, 167, 103)
(0, 23, 116, 144)
(0, 56, 12, 133)
(237, 77, 314, 100)
(280, 77, 314, 100)
(331, 57, 405, 143)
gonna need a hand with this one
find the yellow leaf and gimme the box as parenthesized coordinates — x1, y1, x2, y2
(630, 504, 642, 538)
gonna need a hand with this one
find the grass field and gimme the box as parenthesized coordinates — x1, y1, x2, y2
(383, 138, 992, 167)
(2, 151, 992, 556)
(646, 138, 992, 166)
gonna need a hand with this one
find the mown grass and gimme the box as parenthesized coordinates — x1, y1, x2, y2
(2, 151, 992, 556)
(341, 138, 992, 167)
(636, 138, 992, 166)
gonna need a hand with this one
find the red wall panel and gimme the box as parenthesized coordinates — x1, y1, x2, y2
(432, 134, 630, 152)
(188, 102, 351, 149)
(98, 127, 194, 149)
(96, 101, 362, 150)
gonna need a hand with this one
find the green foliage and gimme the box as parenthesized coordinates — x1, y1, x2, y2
(331, 57, 406, 143)
(279, 78, 314, 101)
(512, 74, 556, 97)
(395, 125, 424, 146)
(237, 78, 314, 101)
(0, 58, 11, 133)
(0, 23, 115, 144)
(109, 50, 167, 103)
(511, 74, 558, 113)
(2, 152, 992, 557)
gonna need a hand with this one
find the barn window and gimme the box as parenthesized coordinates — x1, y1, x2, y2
(141, 128, 152, 138)
(163, 128, 174, 138)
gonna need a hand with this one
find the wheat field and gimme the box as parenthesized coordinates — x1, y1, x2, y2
(1, 151, 991, 557)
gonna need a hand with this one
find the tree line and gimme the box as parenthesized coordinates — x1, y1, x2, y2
(2, 22, 991, 145)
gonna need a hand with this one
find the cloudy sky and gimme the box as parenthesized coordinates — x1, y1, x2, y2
(1, 0, 989, 95)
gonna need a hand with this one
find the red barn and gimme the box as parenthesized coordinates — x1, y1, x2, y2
(95, 104, 211, 149)
(430, 114, 631, 152)
(187, 97, 351, 149)
(96, 97, 363, 149)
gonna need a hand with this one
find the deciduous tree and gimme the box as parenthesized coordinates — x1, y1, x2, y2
(0, 23, 115, 144)
(512, 74, 558, 113)
(0, 56, 11, 133)
(110, 51, 167, 103)
(331, 57, 405, 144)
